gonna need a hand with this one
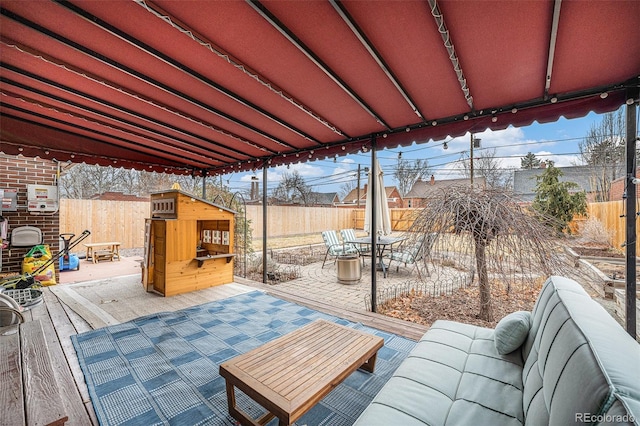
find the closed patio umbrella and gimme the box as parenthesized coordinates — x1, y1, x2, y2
(364, 159, 392, 237)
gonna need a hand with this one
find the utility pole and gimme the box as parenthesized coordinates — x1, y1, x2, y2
(356, 165, 370, 208)
(470, 134, 481, 187)
(201, 169, 207, 199)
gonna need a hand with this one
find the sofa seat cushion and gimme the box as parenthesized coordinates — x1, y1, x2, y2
(354, 320, 525, 426)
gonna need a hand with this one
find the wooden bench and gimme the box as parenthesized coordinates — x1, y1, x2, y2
(0, 319, 69, 426)
(219, 319, 384, 426)
(84, 242, 121, 264)
(94, 250, 114, 262)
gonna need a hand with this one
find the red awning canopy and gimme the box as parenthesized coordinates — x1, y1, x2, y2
(1, 0, 638, 175)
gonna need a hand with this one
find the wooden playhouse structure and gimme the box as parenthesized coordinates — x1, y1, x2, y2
(142, 189, 236, 296)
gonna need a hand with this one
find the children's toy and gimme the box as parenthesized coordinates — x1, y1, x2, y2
(59, 233, 81, 271)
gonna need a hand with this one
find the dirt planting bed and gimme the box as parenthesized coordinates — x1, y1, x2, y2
(379, 282, 543, 329)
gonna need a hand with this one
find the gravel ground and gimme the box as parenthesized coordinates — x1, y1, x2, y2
(118, 248, 145, 258)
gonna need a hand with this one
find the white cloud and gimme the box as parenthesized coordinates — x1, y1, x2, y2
(238, 162, 326, 184)
(427, 126, 587, 181)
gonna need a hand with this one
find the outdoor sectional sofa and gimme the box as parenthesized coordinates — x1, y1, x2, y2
(354, 276, 640, 425)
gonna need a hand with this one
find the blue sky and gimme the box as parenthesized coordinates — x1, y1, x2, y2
(225, 108, 618, 197)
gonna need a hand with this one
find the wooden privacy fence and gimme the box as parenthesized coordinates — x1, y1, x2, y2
(586, 200, 639, 250)
(351, 208, 420, 232)
(59, 201, 360, 248)
(58, 202, 407, 248)
(60, 199, 636, 250)
(245, 205, 354, 238)
(59, 199, 150, 249)
(245, 206, 421, 238)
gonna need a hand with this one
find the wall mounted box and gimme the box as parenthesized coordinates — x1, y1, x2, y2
(27, 184, 58, 212)
(1, 189, 18, 211)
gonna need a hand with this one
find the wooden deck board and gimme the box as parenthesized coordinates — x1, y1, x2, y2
(55, 295, 99, 425)
(0, 290, 98, 426)
(20, 319, 69, 426)
(0, 326, 24, 426)
(39, 290, 97, 425)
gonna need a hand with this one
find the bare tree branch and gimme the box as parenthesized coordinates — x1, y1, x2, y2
(393, 158, 431, 196)
(405, 186, 579, 322)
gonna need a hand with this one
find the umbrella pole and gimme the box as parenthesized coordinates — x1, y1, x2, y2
(371, 137, 378, 312)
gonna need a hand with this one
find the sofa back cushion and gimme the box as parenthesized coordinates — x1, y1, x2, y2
(494, 310, 531, 355)
(521, 276, 639, 425)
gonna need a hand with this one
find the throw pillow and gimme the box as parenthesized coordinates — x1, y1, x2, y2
(494, 310, 531, 355)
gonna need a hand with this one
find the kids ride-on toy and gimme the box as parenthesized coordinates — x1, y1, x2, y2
(59, 233, 81, 271)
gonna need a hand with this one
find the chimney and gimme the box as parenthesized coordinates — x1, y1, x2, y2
(250, 177, 260, 200)
(430, 175, 435, 185)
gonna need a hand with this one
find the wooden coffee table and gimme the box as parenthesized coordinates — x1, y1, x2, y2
(219, 319, 384, 426)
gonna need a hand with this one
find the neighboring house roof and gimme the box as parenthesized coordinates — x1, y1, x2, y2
(385, 186, 400, 199)
(309, 192, 339, 205)
(341, 186, 400, 204)
(342, 187, 364, 204)
(512, 165, 625, 202)
(268, 192, 339, 206)
(90, 191, 149, 201)
(405, 176, 485, 199)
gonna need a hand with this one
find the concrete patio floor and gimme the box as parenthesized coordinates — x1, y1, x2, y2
(58, 253, 143, 284)
(58, 249, 425, 313)
(248, 255, 424, 312)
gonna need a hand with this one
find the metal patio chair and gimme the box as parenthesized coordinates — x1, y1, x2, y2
(387, 232, 436, 278)
(321, 230, 358, 268)
(340, 228, 371, 264)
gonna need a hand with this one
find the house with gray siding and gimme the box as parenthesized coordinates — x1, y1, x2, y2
(512, 165, 624, 202)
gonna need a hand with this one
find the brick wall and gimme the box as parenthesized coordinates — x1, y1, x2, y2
(1, 153, 60, 279)
(609, 169, 640, 201)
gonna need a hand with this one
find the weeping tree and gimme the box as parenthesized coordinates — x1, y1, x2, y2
(409, 185, 571, 322)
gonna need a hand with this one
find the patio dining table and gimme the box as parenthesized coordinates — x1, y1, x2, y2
(346, 236, 405, 278)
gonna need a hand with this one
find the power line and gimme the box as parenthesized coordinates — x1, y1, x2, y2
(374, 135, 587, 158)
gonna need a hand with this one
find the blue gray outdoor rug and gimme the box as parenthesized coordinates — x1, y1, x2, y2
(72, 290, 416, 426)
